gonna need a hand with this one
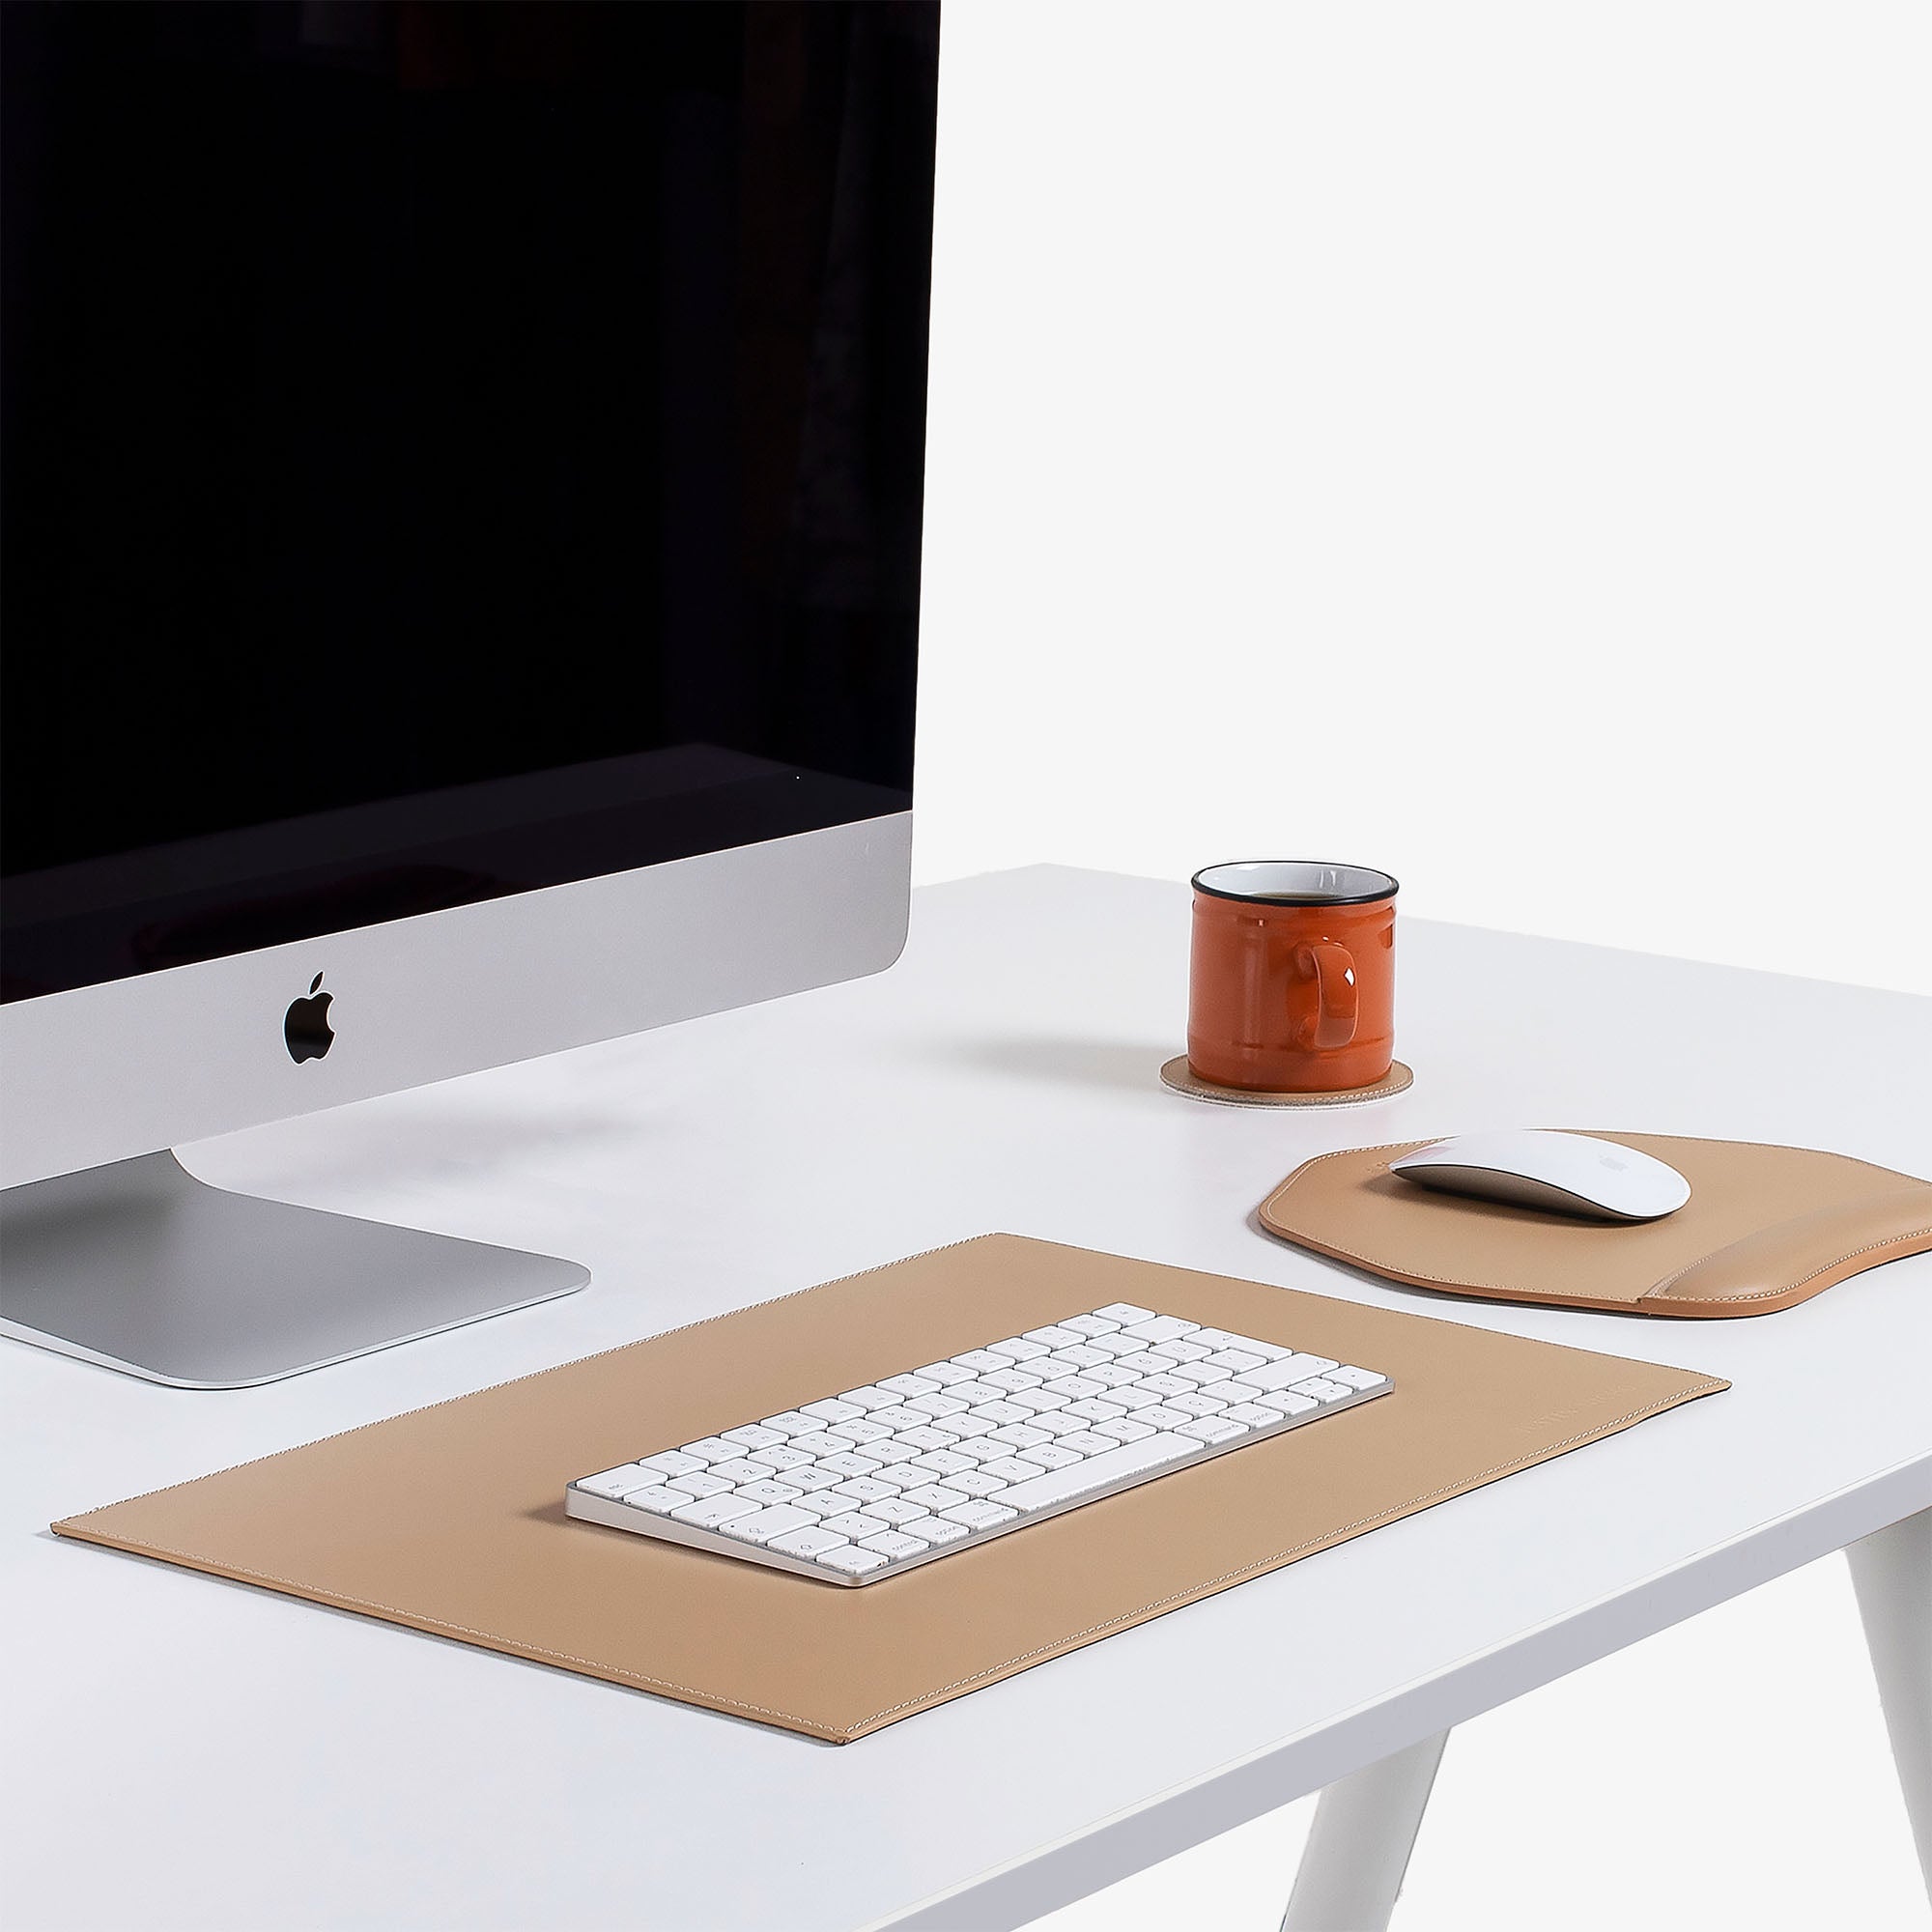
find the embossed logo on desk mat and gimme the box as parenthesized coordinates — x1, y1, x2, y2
(53, 1236, 1725, 1742)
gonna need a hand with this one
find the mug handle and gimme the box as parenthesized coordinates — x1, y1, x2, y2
(1294, 941, 1358, 1049)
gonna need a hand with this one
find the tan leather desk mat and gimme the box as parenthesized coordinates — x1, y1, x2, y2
(54, 1236, 1724, 1743)
(1262, 1133, 1932, 1319)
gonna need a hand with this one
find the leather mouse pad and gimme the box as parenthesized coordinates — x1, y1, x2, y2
(1261, 1134, 1932, 1318)
(53, 1236, 1723, 1743)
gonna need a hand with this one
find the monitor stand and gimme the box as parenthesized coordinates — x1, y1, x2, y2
(0, 1151, 589, 1388)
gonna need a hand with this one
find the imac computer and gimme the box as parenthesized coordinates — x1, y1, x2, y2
(0, 2, 938, 1385)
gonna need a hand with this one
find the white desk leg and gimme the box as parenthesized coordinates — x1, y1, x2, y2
(1280, 1730, 1449, 1932)
(1847, 1506, 1932, 1907)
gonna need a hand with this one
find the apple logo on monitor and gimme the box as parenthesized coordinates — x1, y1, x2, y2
(284, 973, 336, 1064)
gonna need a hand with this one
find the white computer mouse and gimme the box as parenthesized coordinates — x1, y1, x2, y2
(1387, 1130, 1690, 1223)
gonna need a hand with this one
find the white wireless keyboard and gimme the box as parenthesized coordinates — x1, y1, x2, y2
(565, 1302, 1393, 1585)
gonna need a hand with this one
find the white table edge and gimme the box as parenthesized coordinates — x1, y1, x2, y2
(871, 1450, 1932, 1932)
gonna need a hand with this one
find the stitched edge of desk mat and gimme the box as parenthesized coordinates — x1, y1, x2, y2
(52, 1235, 1727, 1743)
(1258, 1133, 1932, 1319)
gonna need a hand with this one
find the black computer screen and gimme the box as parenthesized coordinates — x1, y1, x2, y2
(1, 1, 934, 999)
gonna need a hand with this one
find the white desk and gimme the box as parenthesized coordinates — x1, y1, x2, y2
(5, 867, 1928, 1930)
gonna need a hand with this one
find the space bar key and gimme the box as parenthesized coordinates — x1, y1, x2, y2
(997, 1435, 1200, 1513)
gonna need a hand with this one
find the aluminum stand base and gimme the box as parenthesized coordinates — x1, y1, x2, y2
(0, 1151, 588, 1387)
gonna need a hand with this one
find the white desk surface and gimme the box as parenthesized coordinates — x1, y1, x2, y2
(6, 867, 1929, 1932)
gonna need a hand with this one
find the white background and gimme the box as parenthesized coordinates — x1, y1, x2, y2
(911, 4, 1929, 1927)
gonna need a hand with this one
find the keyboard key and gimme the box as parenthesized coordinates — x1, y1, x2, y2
(1087, 1333, 1151, 1358)
(751, 1444, 814, 1472)
(906, 1449, 975, 1477)
(1107, 1384, 1165, 1411)
(677, 1437, 740, 1464)
(722, 1504, 821, 1546)
(1057, 1432, 1120, 1457)
(672, 1472, 734, 1500)
(858, 1529, 930, 1560)
(721, 1426, 784, 1452)
(1240, 1355, 1341, 1392)
(906, 1392, 969, 1418)
(1060, 1314, 1122, 1337)
(668, 1494, 762, 1528)
(968, 1399, 1035, 1427)
(1085, 1363, 1141, 1387)
(986, 1337, 1049, 1361)
(931, 1412, 998, 1439)
(1048, 1344, 1110, 1370)
(901, 1483, 967, 1511)
(987, 1423, 1052, 1449)
(710, 1458, 777, 1485)
(946, 1471, 1010, 1498)
(838, 1386, 903, 1412)
(978, 1456, 1046, 1483)
(827, 1476, 901, 1504)
(758, 1412, 824, 1438)
(1329, 1366, 1390, 1391)
(877, 1374, 940, 1398)
(1172, 1362, 1234, 1386)
(1015, 1443, 1081, 1470)
(1134, 1350, 1180, 1375)
(1204, 1349, 1267, 1374)
(941, 1500, 1019, 1530)
(1138, 1373, 1193, 1398)
(1223, 1404, 1282, 1428)
(864, 1438, 922, 1466)
(1030, 1411, 1086, 1436)
(1218, 1379, 1264, 1402)
(1255, 1390, 1319, 1416)
(818, 1452, 884, 1479)
(818, 1545, 890, 1576)
(737, 1480, 804, 1506)
(980, 1367, 1045, 1393)
(823, 1417, 894, 1447)
(899, 1514, 969, 1545)
(1184, 1329, 1244, 1353)
(1094, 1417, 1155, 1443)
(1293, 1378, 1354, 1403)
(1023, 1325, 1085, 1349)
(1120, 1316, 1197, 1344)
(951, 1349, 1011, 1374)
(1042, 1374, 1104, 1400)
(1161, 1339, 1210, 1363)
(1136, 1405, 1194, 1430)
(574, 1465, 657, 1500)
(915, 1361, 980, 1386)
(1178, 1417, 1247, 1445)
(864, 1496, 932, 1526)
(895, 1426, 956, 1452)
(1065, 1398, 1127, 1423)
(1009, 1388, 1070, 1413)
(618, 1484, 693, 1515)
(768, 1525, 853, 1560)
(1093, 1303, 1157, 1325)
(802, 1398, 863, 1424)
(821, 1510, 893, 1539)
(639, 1450, 708, 1479)
(781, 1464, 843, 1493)
(994, 1434, 1196, 1510)
(1168, 1392, 1228, 1418)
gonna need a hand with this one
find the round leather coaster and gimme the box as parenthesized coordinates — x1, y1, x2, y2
(1159, 1055, 1414, 1108)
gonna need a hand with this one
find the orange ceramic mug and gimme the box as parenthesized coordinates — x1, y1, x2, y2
(1187, 862, 1398, 1092)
